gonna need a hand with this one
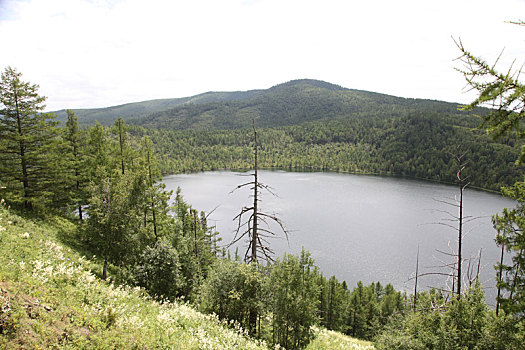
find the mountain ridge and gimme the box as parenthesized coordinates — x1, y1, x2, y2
(51, 79, 474, 128)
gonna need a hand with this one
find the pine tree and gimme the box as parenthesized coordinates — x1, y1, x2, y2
(63, 110, 87, 218)
(269, 250, 320, 349)
(111, 117, 133, 175)
(84, 123, 139, 279)
(0, 66, 59, 209)
(140, 135, 168, 241)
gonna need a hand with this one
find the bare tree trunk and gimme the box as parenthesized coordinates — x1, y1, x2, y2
(476, 248, 482, 282)
(193, 210, 199, 259)
(151, 199, 157, 240)
(249, 123, 259, 335)
(103, 256, 108, 280)
(413, 245, 419, 310)
(496, 231, 505, 316)
(454, 153, 469, 299)
(458, 168, 463, 298)
(251, 122, 258, 264)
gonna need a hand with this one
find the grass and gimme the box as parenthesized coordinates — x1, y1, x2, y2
(0, 202, 374, 349)
(306, 327, 375, 350)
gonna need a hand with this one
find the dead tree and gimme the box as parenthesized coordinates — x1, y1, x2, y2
(229, 120, 288, 263)
(431, 153, 472, 298)
(229, 120, 288, 336)
(412, 153, 483, 300)
(466, 248, 482, 287)
(455, 154, 468, 297)
(496, 230, 505, 316)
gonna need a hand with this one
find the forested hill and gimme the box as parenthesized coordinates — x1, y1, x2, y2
(52, 89, 263, 126)
(52, 79, 522, 191)
(53, 79, 477, 128)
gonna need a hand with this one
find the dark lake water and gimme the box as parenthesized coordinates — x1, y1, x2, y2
(163, 170, 515, 305)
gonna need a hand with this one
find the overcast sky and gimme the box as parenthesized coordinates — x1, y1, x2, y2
(1, 0, 525, 111)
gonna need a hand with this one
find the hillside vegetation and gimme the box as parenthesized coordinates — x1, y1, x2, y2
(131, 79, 476, 130)
(134, 113, 522, 191)
(55, 79, 478, 129)
(52, 79, 522, 191)
(0, 204, 374, 349)
(52, 89, 263, 127)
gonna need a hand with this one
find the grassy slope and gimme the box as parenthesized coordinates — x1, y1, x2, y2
(0, 204, 373, 349)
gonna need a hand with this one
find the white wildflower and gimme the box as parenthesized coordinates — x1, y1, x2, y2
(80, 271, 96, 284)
(32, 260, 54, 283)
(19, 232, 30, 238)
(55, 262, 76, 278)
(157, 309, 173, 324)
(44, 240, 65, 260)
(117, 315, 144, 329)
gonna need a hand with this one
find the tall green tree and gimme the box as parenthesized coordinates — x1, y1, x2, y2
(111, 117, 133, 175)
(64, 109, 87, 218)
(317, 274, 348, 332)
(269, 249, 320, 349)
(0, 66, 59, 209)
(170, 188, 220, 298)
(85, 122, 111, 183)
(85, 168, 140, 279)
(83, 123, 141, 279)
(139, 135, 169, 241)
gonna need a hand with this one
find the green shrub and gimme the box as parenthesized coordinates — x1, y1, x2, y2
(133, 240, 183, 300)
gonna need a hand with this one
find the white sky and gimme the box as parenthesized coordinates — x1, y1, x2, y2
(1, 0, 525, 111)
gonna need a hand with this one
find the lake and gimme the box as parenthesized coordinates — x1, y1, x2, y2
(163, 170, 515, 305)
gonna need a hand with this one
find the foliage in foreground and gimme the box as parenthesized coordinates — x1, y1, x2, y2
(0, 204, 373, 349)
(374, 285, 525, 350)
(0, 204, 266, 349)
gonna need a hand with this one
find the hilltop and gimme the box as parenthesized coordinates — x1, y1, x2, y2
(52, 79, 475, 128)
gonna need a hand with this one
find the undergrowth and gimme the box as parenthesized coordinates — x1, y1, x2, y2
(0, 202, 374, 349)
